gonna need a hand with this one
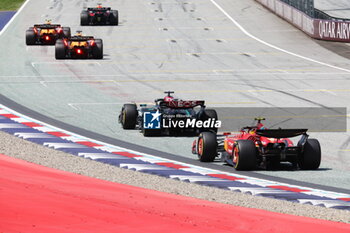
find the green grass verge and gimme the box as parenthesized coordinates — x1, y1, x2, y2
(0, 0, 25, 11)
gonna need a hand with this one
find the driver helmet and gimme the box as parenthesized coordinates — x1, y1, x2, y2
(45, 19, 52, 25)
(164, 95, 174, 102)
(257, 123, 265, 130)
(97, 3, 103, 8)
(75, 30, 83, 36)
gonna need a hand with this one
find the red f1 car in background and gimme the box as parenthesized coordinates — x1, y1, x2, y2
(81, 4, 118, 26)
(25, 20, 71, 45)
(55, 31, 103, 59)
(192, 118, 321, 170)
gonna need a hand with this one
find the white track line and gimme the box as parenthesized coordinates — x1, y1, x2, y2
(209, 0, 350, 73)
(0, 0, 31, 37)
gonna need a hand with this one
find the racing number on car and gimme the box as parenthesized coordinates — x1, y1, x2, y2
(169, 101, 199, 108)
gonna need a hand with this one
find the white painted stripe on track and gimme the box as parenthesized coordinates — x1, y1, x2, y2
(209, 0, 350, 73)
(228, 187, 291, 195)
(14, 132, 56, 139)
(120, 164, 173, 171)
(169, 175, 228, 182)
(43, 143, 87, 149)
(0, 123, 27, 129)
(298, 199, 350, 208)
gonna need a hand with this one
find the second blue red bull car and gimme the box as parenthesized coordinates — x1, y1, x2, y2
(81, 4, 118, 26)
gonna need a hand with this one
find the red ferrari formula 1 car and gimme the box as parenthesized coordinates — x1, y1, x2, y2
(192, 118, 321, 170)
(26, 20, 71, 45)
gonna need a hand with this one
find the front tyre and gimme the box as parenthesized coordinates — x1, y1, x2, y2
(201, 109, 218, 133)
(197, 131, 217, 162)
(298, 139, 321, 170)
(233, 140, 257, 170)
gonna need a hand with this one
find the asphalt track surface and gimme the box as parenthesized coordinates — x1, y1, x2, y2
(0, 0, 350, 191)
(2, 154, 350, 233)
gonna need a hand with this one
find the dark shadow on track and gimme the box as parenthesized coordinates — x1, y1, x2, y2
(314, 39, 350, 60)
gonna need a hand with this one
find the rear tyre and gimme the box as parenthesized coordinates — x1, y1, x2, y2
(233, 140, 257, 171)
(120, 104, 138, 129)
(142, 128, 161, 137)
(197, 131, 217, 162)
(26, 29, 36, 45)
(298, 139, 321, 170)
(92, 39, 103, 59)
(200, 109, 218, 133)
(62, 27, 71, 38)
(110, 10, 119, 25)
(80, 11, 89, 25)
(55, 39, 66, 59)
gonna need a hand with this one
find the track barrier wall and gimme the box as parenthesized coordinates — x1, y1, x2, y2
(256, 0, 350, 42)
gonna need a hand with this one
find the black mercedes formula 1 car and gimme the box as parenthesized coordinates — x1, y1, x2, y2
(119, 91, 220, 136)
(81, 4, 118, 26)
(26, 20, 71, 45)
(55, 31, 103, 59)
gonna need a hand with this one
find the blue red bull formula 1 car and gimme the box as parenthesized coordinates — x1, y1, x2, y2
(81, 4, 118, 26)
(192, 118, 321, 170)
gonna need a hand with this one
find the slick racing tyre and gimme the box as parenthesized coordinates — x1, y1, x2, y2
(62, 27, 71, 38)
(121, 104, 138, 129)
(26, 28, 36, 45)
(55, 39, 66, 59)
(80, 11, 89, 25)
(142, 128, 161, 137)
(201, 109, 218, 133)
(233, 140, 257, 170)
(92, 39, 103, 59)
(298, 139, 321, 170)
(197, 131, 217, 162)
(110, 10, 119, 25)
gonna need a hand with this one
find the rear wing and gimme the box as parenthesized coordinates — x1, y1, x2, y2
(69, 36, 95, 41)
(87, 7, 111, 11)
(166, 100, 205, 108)
(34, 24, 61, 29)
(256, 129, 308, 138)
